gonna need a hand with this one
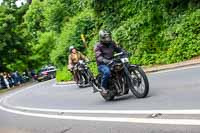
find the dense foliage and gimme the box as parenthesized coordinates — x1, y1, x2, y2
(0, 0, 31, 71)
(0, 0, 199, 81)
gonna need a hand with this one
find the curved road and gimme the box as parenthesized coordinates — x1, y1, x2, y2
(1, 65, 200, 133)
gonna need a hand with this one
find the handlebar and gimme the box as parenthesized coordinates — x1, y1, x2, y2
(114, 52, 124, 57)
(74, 60, 96, 68)
(113, 52, 132, 58)
(85, 60, 96, 64)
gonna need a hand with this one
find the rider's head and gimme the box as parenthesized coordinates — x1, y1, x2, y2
(69, 46, 76, 54)
(99, 30, 112, 45)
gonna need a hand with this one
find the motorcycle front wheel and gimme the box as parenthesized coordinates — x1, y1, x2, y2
(76, 71, 84, 88)
(128, 66, 149, 98)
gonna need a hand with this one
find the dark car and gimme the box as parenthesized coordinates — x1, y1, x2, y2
(37, 66, 56, 82)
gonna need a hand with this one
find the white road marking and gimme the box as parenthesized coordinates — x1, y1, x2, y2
(1, 105, 200, 125)
(4, 79, 53, 98)
(1, 65, 200, 125)
(4, 105, 200, 115)
(52, 83, 76, 87)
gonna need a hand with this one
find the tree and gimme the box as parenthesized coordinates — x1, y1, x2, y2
(0, 2, 30, 71)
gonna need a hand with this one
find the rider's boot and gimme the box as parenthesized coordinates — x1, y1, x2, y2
(101, 87, 108, 95)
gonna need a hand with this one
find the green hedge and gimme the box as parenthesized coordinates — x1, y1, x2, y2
(40, 0, 199, 81)
(56, 67, 72, 82)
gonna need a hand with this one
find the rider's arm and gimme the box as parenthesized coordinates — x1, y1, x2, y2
(79, 52, 89, 62)
(68, 55, 73, 70)
(94, 44, 111, 64)
(94, 45, 104, 63)
(113, 42, 123, 53)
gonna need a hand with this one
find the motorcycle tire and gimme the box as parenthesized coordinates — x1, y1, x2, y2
(129, 66, 149, 98)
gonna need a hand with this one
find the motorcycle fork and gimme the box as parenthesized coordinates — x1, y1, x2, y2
(129, 67, 141, 86)
(124, 64, 142, 88)
(78, 71, 84, 83)
(123, 64, 136, 88)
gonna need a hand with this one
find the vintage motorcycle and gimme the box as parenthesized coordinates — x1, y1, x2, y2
(89, 52, 149, 101)
(73, 60, 91, 88)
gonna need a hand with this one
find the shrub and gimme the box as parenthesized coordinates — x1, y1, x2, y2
(56, 67, 72, 82)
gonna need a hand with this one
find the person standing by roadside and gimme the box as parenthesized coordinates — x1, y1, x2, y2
(31, 69, 36, 81)
(3, 72, 10, 89)
(14, 71, 21, 85)
(11, 72, 16, 86)
(7, 73, 14, 87)
(0, 73, 6, 89)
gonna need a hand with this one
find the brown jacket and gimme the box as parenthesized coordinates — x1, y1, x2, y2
(68, 51, 87, 70)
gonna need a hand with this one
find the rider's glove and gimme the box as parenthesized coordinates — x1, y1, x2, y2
(103, 58, 112, 65)
(85, 58, 89, 63)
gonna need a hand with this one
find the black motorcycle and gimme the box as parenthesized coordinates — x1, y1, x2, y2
(90, 52, 149, 101)
(73, 60, 91, 88)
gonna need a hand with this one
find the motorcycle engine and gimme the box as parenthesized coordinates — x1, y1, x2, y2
(112, 63, 123, 72)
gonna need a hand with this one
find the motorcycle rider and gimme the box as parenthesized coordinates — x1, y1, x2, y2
(68, 46, 89, 84)
(94, 30, 123, 94)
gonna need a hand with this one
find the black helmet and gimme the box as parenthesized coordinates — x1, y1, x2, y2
(99, 30, 112, 44)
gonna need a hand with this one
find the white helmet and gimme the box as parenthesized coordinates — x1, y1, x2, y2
(99, 30, 112, 44)
(69, 46, 75, 52)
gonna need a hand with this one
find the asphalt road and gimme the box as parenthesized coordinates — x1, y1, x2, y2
(1, 65, 200, 133)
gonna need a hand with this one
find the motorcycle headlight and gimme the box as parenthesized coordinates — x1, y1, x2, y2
(79, 60, 84, 64)
(78, 66, 84, 71)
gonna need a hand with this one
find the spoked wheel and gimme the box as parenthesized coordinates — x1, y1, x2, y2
(84, 69, 94, 87)
(129, 66, 149, 98)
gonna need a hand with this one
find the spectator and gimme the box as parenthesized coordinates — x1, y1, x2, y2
(0, 73, 6, 89)
(3, 72, 10, 89)
(11, 72, 17, 86)
(7, 73, 14, 87)
(21, 71, 30, 83)
(14, 71, 21, 85)
(31, 69, 36, 81)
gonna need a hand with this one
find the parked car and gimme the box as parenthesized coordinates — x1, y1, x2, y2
(37, 66, 57, 82)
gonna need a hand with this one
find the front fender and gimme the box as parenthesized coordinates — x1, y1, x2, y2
(128, 64, 140, 69)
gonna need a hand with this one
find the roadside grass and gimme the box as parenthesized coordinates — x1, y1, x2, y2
(0, 88, 10, 94)
(56, 67, 73, 82)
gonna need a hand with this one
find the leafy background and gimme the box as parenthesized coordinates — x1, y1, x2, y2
(0, 0, 199, 81)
